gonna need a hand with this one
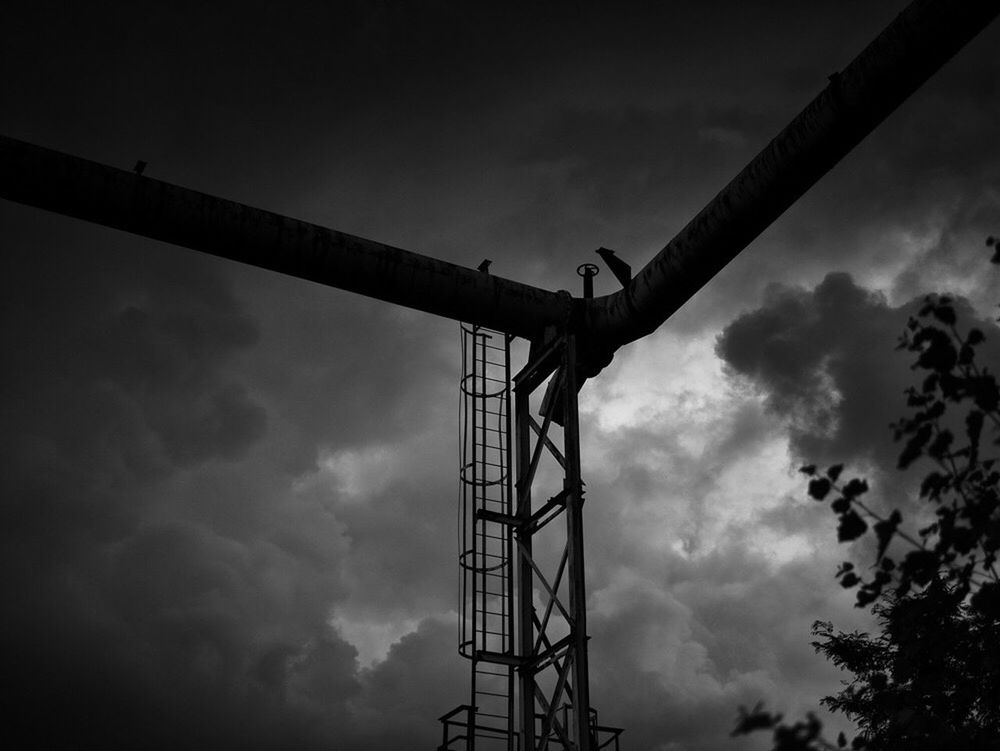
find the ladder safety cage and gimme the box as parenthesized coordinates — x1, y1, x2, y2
(445, 327, 624, 751)
(454, 324, 516, 749)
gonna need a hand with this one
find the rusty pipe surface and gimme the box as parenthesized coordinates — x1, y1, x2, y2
(582, 0, 999, 352)
(0, 135, 570, 340)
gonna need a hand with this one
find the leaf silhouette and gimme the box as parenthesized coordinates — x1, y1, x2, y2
(809, 477, 832, 500)
(837, 511, 868, 542)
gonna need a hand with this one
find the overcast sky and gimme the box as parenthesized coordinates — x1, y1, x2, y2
(2, 2, 999, 749)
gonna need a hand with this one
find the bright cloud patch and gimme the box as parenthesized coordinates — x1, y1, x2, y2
(580, 328, 812, 563)
(330, 612, 424, 668)
(314, 444, 403, 500)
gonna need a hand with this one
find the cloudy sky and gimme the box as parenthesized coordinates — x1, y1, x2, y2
(2, 2, 999, 749)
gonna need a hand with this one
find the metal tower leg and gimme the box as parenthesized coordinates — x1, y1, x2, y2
(513, 332, 592, 751)
(515, 382, 536, 751)
(562, 335, 592, 750)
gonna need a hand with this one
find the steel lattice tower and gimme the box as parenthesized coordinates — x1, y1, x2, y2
(441, 328, 624, 750)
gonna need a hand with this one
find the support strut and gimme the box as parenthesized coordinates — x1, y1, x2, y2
(512, 333, 621, 751)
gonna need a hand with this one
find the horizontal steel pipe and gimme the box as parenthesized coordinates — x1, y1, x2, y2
(583, 0, 999, 350)
(1, 0, 995, 366)
(0, 135, 570, 340)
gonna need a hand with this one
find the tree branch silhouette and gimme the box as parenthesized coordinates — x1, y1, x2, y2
(732, 238, 1000, 751)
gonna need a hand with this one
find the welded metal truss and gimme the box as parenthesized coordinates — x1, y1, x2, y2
(509, 332, 621, 751)
(440, 331, 622, 750)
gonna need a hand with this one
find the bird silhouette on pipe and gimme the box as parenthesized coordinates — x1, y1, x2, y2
(595, 247, 632, 288)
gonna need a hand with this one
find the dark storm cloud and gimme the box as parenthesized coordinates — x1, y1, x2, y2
(0, 202, 470, 747)
(520, 105, 772, 210)
(719, 25, 1000, 311)
(583, 541, 867, 751)
(0, 214, 426, 747)
(498, 103, 774, 279)
(890, 193, 1000, 309)
(1, 224, 265, 474)
(234, 277, 455, 473)
(350, 618, 468, 749)
(0, 210, 268, 560)
(333, 480, 455, 616)
(716, 271, 1000, 490)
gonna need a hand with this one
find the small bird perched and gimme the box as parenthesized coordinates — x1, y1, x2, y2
(595, 247, 632, 288)
(133, 160, 147, 176)
(477, 259, 492, 273)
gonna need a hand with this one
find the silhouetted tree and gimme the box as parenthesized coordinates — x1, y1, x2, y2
(732, 238, 1000, 751)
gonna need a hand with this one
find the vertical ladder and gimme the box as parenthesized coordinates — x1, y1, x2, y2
(451, 324, 515, 750)
(440, 327, 623, 751)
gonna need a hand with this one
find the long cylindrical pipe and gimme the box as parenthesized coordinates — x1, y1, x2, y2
(0, 135, 570, 340)
(583, 0, 999, 349)
(0, 0, 996, 360)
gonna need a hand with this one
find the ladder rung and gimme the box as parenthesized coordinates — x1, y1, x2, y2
(476, 452, 506, 460)
(476, 649, 523, 666)
(475, 668, 509, 677)
(475, 689, 509, 698)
